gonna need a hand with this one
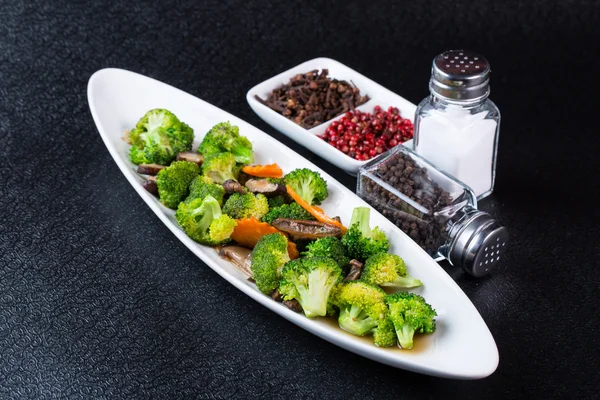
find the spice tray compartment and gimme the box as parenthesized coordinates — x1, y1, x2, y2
(246, 57, 417, 175)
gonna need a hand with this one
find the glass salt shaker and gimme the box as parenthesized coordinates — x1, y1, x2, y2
(357, 145, 508, 277)
(413, 50, 500, 200)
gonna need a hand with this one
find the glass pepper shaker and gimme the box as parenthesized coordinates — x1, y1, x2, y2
(357, 145, 508, 277)
(413, 50, 500, 200)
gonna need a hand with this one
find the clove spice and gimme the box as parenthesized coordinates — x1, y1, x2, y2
(256, 69, 370, 129)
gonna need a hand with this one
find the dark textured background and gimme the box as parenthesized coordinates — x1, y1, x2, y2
(1, 0, 599, 398)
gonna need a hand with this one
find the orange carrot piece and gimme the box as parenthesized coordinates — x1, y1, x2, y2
(312, 205, 342, 224)
(230, 217, 298, 259)
(287, 241, 299, 260)
(241, 163, 283, 178)
(231, 217, 281, 247)
(285, 185, 347, 234)
(313, 205, 324, 214)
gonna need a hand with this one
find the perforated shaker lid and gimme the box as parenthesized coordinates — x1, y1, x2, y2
(449, 211, 508, 277)
(430, 50, 491, 101)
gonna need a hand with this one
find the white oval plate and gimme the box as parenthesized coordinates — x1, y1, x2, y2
(246, 57, 417, 175)
(88, 68, 498, 379)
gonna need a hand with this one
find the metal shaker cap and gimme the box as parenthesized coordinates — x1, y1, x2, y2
(430, 50, 491, 101)
(449, 211, 508, 277)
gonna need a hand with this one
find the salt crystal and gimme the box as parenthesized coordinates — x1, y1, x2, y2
(416, 108, 497, 197)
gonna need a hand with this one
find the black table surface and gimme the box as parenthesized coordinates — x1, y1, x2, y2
(1, 0, 599, 398)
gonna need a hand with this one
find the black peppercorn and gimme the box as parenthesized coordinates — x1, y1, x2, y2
(359, 149, 457, 255)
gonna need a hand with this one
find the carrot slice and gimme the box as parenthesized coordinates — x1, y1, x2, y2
(310, 206, 342, 224)
(285, 185, 347, 234)
(230, 217, 298, 259)
(241, 163, 283, 178)
(231, 217, 280, 247)
(287, 241, 299, 260)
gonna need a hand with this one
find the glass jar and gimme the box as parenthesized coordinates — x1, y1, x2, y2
(413, 50, 500, 200)
(357, 145, 508, 277)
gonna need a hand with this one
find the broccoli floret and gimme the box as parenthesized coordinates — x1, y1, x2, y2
(175, 195, 236, 245)
(279, 257, 342, 318)
(179, 122, 195, 149)
(201, 152, 240, 184)
(185, 175, 226, 205)
(333, 281, 395, 346)
(250, 233, 290, 294)
(155, 161, 199, 209)
(284, 168, 328, 205)
(265, 178, 292, 208)
(230, 136, 254, 165)
(198, 122, 254, 164)
(267, 195, 288, 209)
(267, 177, 286, 185)
(128, 109, 194, 165)
(129, 145, 147, 165)
(385, 292, 437, 350)
(341, 207, 390, 261)
(361, 253, 422, 289)
(373, 317, 397, 348)
(262, 202, 315, 224)
(222, 192, 269, 220)
(302, 237, 349, 274)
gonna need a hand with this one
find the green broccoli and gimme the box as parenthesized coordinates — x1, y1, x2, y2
(265, 178, 291, 208)
(332, 281, 395, 347)
(185, 175, 226, 205)
(267, 177, 286, 186)
(284, 168, 328, 205)
(261, 202, 315, 224)
(341, 207, 390, 261)
(128, 109, 194, 165)
(361, 253, 422, 289)
(179, 122, 195, 149)
(302, 237, 349, 274)
(373, 317, 398, 348)
(267, 195, 288, 209)
(250, 233, 290, 294)
(198, 122, 254, 164)
(201, 152, 240, 184)
(155, 161, 200, 209)
(175, 195, 236, 245)
(279, 257, 342, 318)
(385, 292, 437, 350)
(222, 192, 269, 220)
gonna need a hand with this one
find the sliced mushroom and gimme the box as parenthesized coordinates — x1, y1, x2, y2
(344, 259, 364, 281)
(218, 246, 252, 278)
(137, 163, 166, 175)
(270, 289, 282, 302)
(176, 151, 204, 165)
(271, 288, 302, 312)
(271, 218, 342, 240)
(237, 171, 252, 186)
(223, 179, 247, 195)
(142, 175, 158, 195)
(245, 179, 287, 197)
(122, 129, 132, 144)
(283, 299, 303, 313)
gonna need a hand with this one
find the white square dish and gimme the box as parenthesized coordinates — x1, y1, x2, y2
(246, 57, 417, 175)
